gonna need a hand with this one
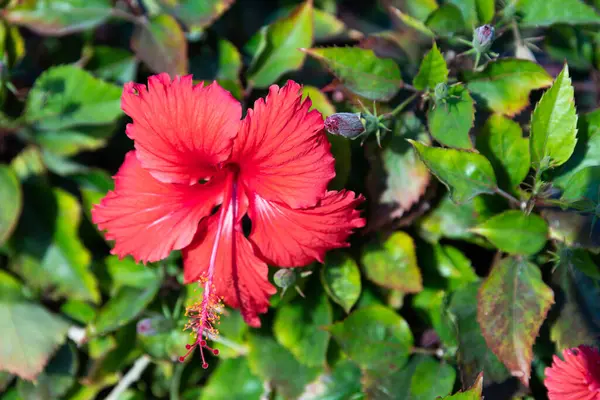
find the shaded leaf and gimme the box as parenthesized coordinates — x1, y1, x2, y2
(409, 141, 497, 204)
(3, 0, 112, 36)
(543, 209, 600, 251)
(25, 65, 122, 130)
(247, 334, 321, 399)
(132, 14, 187, 76)
(434, 244, 478, 291)
(157, 0, 234, 30)
(105, 255, 160, 293)
(477, 114, 530, 190)
(35, 124, 117, 157)
(367, 113, 431, 225)
(530, 64, 578, 170)
(10, 185, 99, 303)
(466, 59, 553, 116)
(313, 8, 348, 41)
(472, 210, 548, 255)
(448, 0, 494, 27)
(426, 4, 465, 36)
(561, 166, 600, 206)
(305, 360, 362, 400)
(428, 83, 474, 149)
(390, 8, 435, 38)
(0, 302, 69, 380)
(328, 305, 413, 374)
(247, 1, 312, 88)
(200, 358, 262, 400)
(274, 290, 332, 367)
(403, 0, 438, 21)
(477, 257, 554, 386)
(413, 289, 458, 348)
(72, 169, 113, 222)
(0, 167, 21, 245)
(321, 252, 361, 313)
(413, 42, 448, 91)
(361, 231, 423, 293)
(449, 283, 509, 385)
(517, 0, 600, 27)
(303, 47, 402, 101)
(215, 39, 243, 100)
(88, 46, 138, 85)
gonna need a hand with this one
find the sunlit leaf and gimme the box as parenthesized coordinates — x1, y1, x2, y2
(441, 372, 483, 399)
(447, 0, 495, 27)
(157, 0, 234, 30)
(560, 166, 600, 207)
(517, 0, 600, 27)
(472, 210, 548, 255)
(477, 114, 530, 190)
(321, 252, 361, 313)
(466, 59, 553, 116)
(413, 42, 448, 91)
(303, 47, 402, 101)
(247, 1, 313, 88)
(361, 231, 423, 293)
(426, 4, 465, 36)
(530, 64, 578, 170)
(427, 83, 474, 149)
(409, 141, 497, 204)
(132, 14, 187, 76)
(477, 257, 554, 386)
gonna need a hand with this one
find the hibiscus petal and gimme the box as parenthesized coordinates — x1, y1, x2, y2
(232, 80, 335, 209)
(92, 151, 224, 263)
(247, 190, 365, 267)
(122, 73, 241, 184)
(183, 211, 276, 327)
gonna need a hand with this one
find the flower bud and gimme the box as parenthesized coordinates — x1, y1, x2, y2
(434, 83, 448, 102)
(472, 24, 495, 53)
(324, 112, 366, 139)
(274, 269, 296, 289)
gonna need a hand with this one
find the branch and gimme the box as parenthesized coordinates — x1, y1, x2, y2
(105, 355, 152, 400)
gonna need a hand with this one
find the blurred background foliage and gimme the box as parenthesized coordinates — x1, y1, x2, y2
(0, 0, 600, 399)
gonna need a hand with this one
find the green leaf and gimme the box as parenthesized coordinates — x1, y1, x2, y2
(449, 283, 509, 385)
(60, 299, 97, 325)
(105, 256, 160, 292)
(466, 59, 553, 116)
(363, 355, 455, 400)
(313, 8, 347, 41)
(0, 271, 26, 302)
(403, 0, 438, 21)
(209, 309, 248, 359)
(25, 65, 122, 131)
(530, 64, 578, 170)
(247, 334, 321, 399)
(441, 373, 483, 399)
(390, 8, 435, 38)
(447, 0, 495, 27)
(561, 166, 600, 206)
(35, 124, 117, 157)
(434, 244, 478, 291)
(413, 43, 448, 91)
(93, 278, 161, 335)
(553, 108, 600, 188)
(10, 146, 45, 181)
(157, 0, 234, 30)
(303, 47, 402, 101)
(543, 209, 600, 251)
(477, 257, 554, 386)
(361, 231, 422, 293)
(88, 46, 138, 85)
(328, 305, 413, 374)
(72, 169, 113, 222)
(4, 0, 112, 36)
(545, 26, 595, 71)
(477, 114, 530, 190)
(409, 141, 497, 204)
(428, 83, 474, 149)
(413, 289, 458, 348)
(517, 0, 600, 27)
(408, 356, 456, 399)
(274, 290, 332, 367)
(367, 113, 431, 226)
(10, 185, 99, 303)
(321, 252, 361, 313)
(215, 39, 243, 100)
(0, 166, 21, 245)
(247, 1, 313, 88)
(426, 4, 466, 36)
(417, 194, 499, 243)
(17, 343, 77, 399)
(0, 302, 69, 380)
(200, 358, 262, 400)
(472, 210, 548, 255)
(308, 360, 362, 400)
(132, 14, 187, 76)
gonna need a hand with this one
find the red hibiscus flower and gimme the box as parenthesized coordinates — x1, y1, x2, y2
(92, 74, 365, 366)
(544, 345, 600, 400)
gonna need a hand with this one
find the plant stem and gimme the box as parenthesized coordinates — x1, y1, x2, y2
(106, 355, 152, 400)
(494, 187, 523, 208)
(205, 331, 249, 356)
(383, 93, 418, 119)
